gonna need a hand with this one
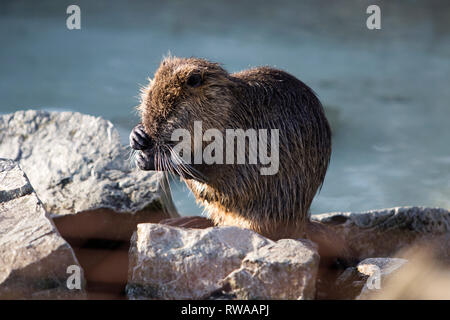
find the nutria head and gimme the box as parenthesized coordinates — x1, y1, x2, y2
(131, 55, 332, 240)
(139, 56, 235, 148)
(132, 56, 239, 180)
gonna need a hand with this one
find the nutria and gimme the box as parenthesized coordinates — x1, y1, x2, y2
(130, 55, 332, 241)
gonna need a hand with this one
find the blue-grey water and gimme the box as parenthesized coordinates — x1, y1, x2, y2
(1, 0, 449, 215)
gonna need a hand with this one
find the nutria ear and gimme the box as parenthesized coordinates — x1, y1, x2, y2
(186, 73, 203, 88)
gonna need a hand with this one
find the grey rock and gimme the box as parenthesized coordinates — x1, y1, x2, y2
(333, 258, 408, 300)
(362, 251, 450, 299)
(223, 239, 319, 300)
(0, 110, 178, 218)
(356, 258, 408, 299)
(358, 257, 408, 276)
(0, 159, 85, 299)
(127, 224, 320, 300)
(312, 207, 450, 262)
(127, 224, 272, 300)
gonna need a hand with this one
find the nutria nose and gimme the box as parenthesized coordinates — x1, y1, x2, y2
(130, 123, 153, 151)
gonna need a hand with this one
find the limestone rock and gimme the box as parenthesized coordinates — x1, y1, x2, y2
(223, 239, 319, 300)
(332, 257, 408, 300)
(364, 250, 450, 299)
(356, 258, 408, 299)
(0, 159, 85, 299)
(333, 266, 367, 299)
(127, 224, 320, 300)
(0, 110, 178, 218)
(312, 207, 450, 262)
(127, 224, 272, 299)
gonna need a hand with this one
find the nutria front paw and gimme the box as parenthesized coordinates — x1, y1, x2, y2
(130, 123, 152, 150)
(135, 149, 156, 171)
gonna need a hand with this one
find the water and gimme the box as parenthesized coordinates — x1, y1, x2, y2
(1, 0, 449, 215)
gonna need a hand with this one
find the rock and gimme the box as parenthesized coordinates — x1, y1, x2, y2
(0, 110, 179, 298)
(127, 224, 272, 299)
(364, 249, 450, 299)
(0, 159, 85, 299)
(0, 110, 178, 220)
(333, 267, 367, 299)
(223, 239, 319, 300)
(356, 258, 408, 299)
(331, 258, 408, 300)
(127, 224, 320, 300)
(312, 207, 450, 262)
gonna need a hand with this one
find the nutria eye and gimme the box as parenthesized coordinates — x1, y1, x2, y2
(186, 73, 202, 88)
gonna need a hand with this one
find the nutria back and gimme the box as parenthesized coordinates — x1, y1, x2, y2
(133, 56, 331, 239)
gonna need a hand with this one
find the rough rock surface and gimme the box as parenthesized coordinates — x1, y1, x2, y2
(312, 207, 450, 262)
(127, 224, 320, 300)
(223, 239, 319, 300)
(356, 257, 408, 299)
(365, 251, 450, 299)
(333, 257, 408, 300)
(0, 110, 178, 218)
(0, 159, 85, 299)
(127, 224, 273, 299)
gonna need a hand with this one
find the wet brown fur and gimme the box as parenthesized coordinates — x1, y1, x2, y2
(138, 55, 332, 240)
